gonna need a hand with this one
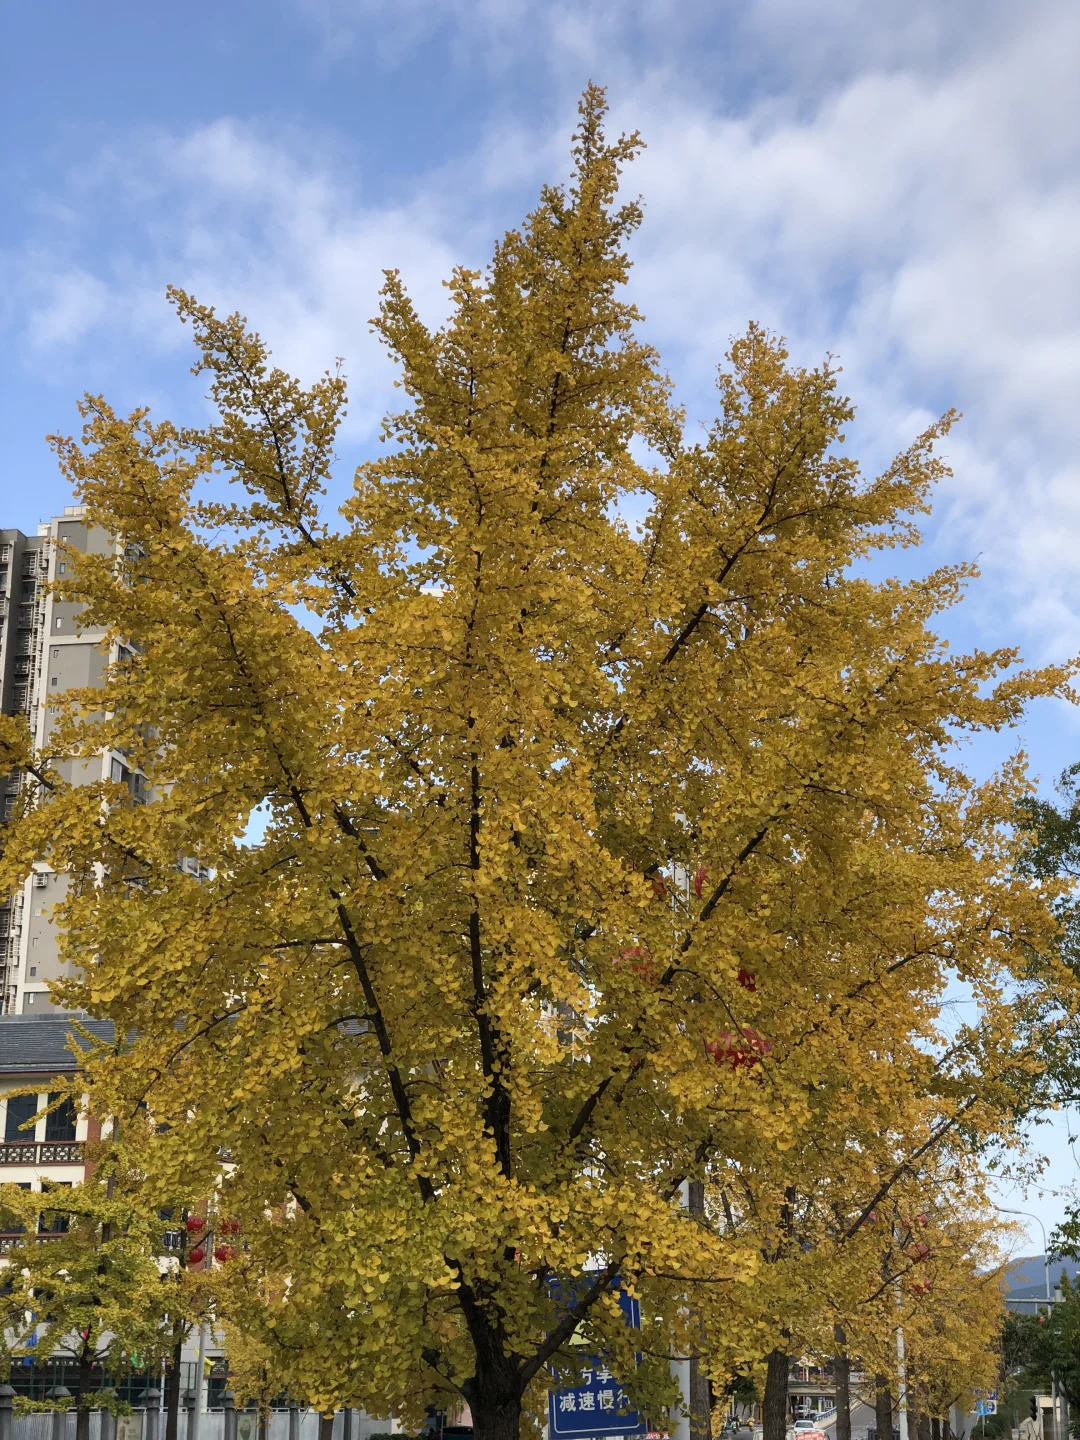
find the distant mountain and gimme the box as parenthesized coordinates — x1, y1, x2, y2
(1003, 1254, 1080, 1299)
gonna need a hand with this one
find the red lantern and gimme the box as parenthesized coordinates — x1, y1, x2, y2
(185, 1216, 205, 1233)
(706, 1027, 772, 1070)
(615, 945, 655, 984)
(214, 1245, 235, 1263)
(737, 968, 757, 992)
(742, 1026, 771, 1057)
(188, 1246, 205, 1265)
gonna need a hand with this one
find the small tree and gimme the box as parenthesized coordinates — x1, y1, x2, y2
(0, 1170, 171, 1440)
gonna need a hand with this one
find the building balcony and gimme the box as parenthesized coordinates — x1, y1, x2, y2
(0, 1231, 64, 1254)
(0, 1141, 84, 1166)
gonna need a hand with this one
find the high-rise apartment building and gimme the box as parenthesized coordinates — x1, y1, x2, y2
(0, 507, 125, 1015)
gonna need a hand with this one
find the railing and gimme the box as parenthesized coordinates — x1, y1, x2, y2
(0, 1232, 63, 1254)
(0, 1142, 84, 1166)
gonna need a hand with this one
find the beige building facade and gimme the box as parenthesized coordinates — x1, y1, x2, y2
(0, 1014, 113, 1240)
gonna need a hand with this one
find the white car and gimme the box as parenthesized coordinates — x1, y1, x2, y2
(787, 1424, 827, 1440)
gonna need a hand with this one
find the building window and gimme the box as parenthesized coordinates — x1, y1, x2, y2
(29, 967, 36, 978)
(38, 1182, 72, 1235)
(54, 618, 62, 630)
(44, 1094, 76, 1143)
(58, 563, 66, 575)
(25, 993, 35, 1006)
(2, 1182, 32, 1239)
(4, 1093, 38, 1142)
(51, 648, 60, 658)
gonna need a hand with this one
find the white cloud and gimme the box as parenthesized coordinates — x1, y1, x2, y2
(15, 118, 467, 440)
(7, 0, 1080, 672)
(24, 266, 112, 350)
(592, 3, 1080, 658)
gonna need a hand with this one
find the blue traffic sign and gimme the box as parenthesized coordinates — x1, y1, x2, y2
(548, 1285, 647, 1439)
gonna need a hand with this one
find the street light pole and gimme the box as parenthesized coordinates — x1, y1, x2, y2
(994, 1207, 1059, 1440)
(993, 1207, 1050, 1302)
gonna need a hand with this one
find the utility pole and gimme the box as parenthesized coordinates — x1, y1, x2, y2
(191, 1202, 215, 1440)
(670, 1181, 692, 1440)
(892, 1221, 908, 1440)
(896, 1321, 909, 1440)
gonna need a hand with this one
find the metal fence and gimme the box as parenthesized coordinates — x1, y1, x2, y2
(13, 1413, 398, 1440)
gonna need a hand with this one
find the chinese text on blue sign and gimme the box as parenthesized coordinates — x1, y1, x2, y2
(547, 1288, 646, 1439)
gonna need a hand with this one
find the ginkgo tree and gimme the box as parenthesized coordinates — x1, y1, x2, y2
(0, 86, 1075, 1440)
(0, 1167, 172, 1440)
(825, 1157, 1011, 1440)
(690, 972, 1045, 1440)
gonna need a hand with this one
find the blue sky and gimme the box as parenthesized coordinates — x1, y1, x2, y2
(3, 0, 1080, 1249)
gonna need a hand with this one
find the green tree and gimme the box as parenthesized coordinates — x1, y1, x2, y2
(1003, 1278, 1080, 1433)
(1016, 768, 1080, 1260)
(0, 1167, 173, 1440)
(1016, 765, 1080, 969)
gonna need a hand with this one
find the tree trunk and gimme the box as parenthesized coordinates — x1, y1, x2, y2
(76, 1345, 95, 1440)
(931, 1419, 941, 1440)
(165, 1329, 184, 1440)
(690, 1359, 712, 1440)
(469, 1395, 522, 1440)
(458, 1306, 525, 1440)
(832, 1327, 850, 1440)
(917, 1414, 931, 1440)
(763, 1350, 789, 1440)
(875, 1378, 893, 1440)
(319, 1415, 335, 1440)
(688, 1182, 711, 1440)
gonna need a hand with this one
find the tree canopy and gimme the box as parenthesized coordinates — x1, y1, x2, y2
(0, 86, 1075, 1440)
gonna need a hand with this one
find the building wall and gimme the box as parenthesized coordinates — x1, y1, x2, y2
(0, 508, 128, 1015)
(21, 872, 71, 1012)
(0, 530, 48, 1004)
(0, 1074, 90, 1203)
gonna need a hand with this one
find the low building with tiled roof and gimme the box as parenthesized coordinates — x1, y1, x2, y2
(0, 1014, 114, 1242)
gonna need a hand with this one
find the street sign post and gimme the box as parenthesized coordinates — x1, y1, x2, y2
(975, 1390, 998, 1418)
(548, 1286, 647, 1439)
